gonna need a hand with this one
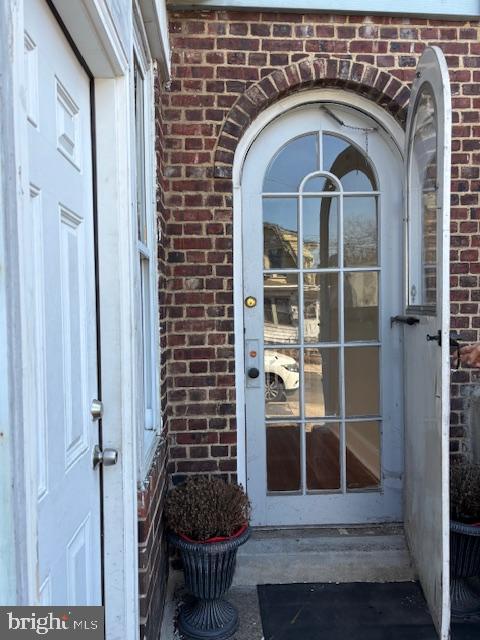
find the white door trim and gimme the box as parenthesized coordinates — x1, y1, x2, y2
(50, 0, 129, 76)
(233, 89, 405, 488)
(4, 2, 147, 638)
(0, 0, 35, 604)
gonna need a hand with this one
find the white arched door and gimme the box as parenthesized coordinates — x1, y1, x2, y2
(242, 102, 404, 527)
(404, 46, 452, 639)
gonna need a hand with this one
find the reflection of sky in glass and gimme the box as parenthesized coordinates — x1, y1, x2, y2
(341, 171, 374, 191)
(323, 134, 376, 191)
(264, 134, 318, 192)
(263, 198, 297, 233)
(323, 134, 349, 172)
(303, 175, 338, 192)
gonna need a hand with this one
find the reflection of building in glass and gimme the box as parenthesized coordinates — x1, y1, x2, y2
(264, 221, 378, 346)
(422, 191, 437, 303)
(411, 89, 437, 305)
(263, 222, 316, 269)
(264, 270, 298, 345)
(261, 131, 383, 494)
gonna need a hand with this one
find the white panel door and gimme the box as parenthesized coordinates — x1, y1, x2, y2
(242, 104, 404, 526)
(404, 47, 451, 639)
(25, 0, 102, 605)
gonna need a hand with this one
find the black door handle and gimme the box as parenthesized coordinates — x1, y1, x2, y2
(390, 315, 420, 327)
(426, 330, 463, 347)
(426, 330, 464, 369)
(450, 331, 463, 370)
(248, 367, 260, 379)
(450, 331, 462, 347)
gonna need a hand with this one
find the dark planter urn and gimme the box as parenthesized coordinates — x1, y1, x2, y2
(168, 526, 250, 640)
(450, 520, 480, 617)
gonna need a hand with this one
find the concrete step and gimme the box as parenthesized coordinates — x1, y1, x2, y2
(233, 524, 416, 586)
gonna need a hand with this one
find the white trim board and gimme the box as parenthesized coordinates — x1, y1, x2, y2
(232, 89, 405, 488)
(94, 77, 140, 640)
(0, 0, 25, 604)
(168, 0, 480, 19)
(50, 0, 128, 77)
(138, 0, 171, 78)
(1, 0, 39, 606)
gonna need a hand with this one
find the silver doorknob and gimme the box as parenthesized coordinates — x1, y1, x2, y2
(90, 399, 103, 420)
(92, 444, 118, 469)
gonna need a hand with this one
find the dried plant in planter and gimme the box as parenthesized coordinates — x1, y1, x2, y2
(450, 461, 480, 523)
(450, 461, 480, 617)
(166, 476, 251, 542)
(167, 477, 251, 639)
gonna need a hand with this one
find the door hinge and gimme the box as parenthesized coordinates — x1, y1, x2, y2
(426, 330, 441, 345)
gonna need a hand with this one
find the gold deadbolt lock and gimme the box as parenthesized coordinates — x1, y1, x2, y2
(245, 296, 257, 308)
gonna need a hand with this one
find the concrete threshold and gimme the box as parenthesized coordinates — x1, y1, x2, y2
(160, 524, 416, 639)
(234, 523, 416, 586)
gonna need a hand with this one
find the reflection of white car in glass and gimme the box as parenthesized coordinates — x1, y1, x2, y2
(264, 351, 299, 402)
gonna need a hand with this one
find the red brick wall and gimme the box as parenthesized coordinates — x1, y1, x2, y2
(138, 440, 168, 640)
(137, 69, 170, 640)
(161, 10, 480, 480)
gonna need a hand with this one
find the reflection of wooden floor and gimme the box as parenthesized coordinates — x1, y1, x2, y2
(267, 426, 378, 493)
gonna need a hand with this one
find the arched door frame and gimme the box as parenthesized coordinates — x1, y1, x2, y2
(232, 88, 405, 486)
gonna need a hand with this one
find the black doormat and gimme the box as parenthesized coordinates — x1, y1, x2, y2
(257, 582, 480, 640)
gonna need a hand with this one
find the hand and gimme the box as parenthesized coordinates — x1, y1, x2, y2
(459, 343, 480, 368)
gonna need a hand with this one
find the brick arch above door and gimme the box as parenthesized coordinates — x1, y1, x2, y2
(213, 57, 411, 179)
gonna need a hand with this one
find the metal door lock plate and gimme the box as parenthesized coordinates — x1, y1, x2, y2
(90, 399, 103, 420)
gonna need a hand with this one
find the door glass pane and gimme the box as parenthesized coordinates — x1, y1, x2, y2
(323, 133, 377, 191)
(345, 347, 380, 417)
(303, 197, 338, 268)
(264, 134, 318, 192)
(422, 191, 437, 305)
(303, 175, 338, 193)
(346, 421, 381, 490)
(306, 422, 341, 490)
(304, 273, 339, 343)
(344, 272, 379, 342)
(263, 198, 298, 269)
(343, 197, 378, 267)
(264, 348, 300, 418)
(259, 123, 385, 499)
(264, 274, 298, 344)
(305, 348, 340, 418)
(267, 423, 301, 491)
(409, 86, 437, 307)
